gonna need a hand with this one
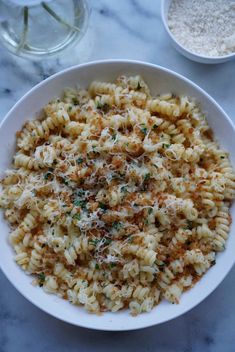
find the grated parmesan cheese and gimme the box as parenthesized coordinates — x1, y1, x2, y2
(168, 0, 235, 57)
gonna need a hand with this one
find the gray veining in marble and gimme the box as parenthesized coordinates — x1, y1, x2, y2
(0, 1, 235, 351)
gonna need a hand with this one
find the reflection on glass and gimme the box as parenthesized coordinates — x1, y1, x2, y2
(0, 0, 89, 58)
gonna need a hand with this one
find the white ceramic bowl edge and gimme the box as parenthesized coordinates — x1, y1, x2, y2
(0, 60, 235, 330)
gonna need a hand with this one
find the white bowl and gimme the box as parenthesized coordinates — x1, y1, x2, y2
(0, 60, 235, 331)
(161, 0, 235, 64)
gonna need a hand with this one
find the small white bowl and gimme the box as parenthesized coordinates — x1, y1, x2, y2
(0, 60, 235, 331)
(161, 0, 235, 64)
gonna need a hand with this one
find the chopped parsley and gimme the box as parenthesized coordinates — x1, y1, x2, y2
(144, 173, 151, 182)
(96, 101, 102, 109)
(158, 264, 166, 271)
(38, 272, 45, 286)
(152, 124, 158, 130)
(95, 263, 100, 270)
(104, 238, 112, 245)
(74, 199, 87, 210)
(187, 220, 194, 230)
(140, 126, 148, 136)
(110, 262, 117, 268)
(62, 178, 69, 186)
(112, 221, 123, 231)
(76, 157, 83, 164)
(121, 186, 128, 193)
(144, 219, 149, 225)
(220, 156, 225, 159)
(72, 97, 79, 105)
(73, 213, 81, 221)
(148, 208, 153, 214)
(68, 106, 72, 112)
(111, 133, 117, 141)
(163, 143, 170, 149)
(96, 102, 110, 113)
(99, 202, 107, 211)
(76, 189, 85, 197)
(89, 239, 100, 246)
(137, 81, 141, 90)
(44, 171, 53, 180)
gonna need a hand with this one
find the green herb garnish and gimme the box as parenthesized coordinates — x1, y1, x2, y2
(96, 102, 110, 113)
(95, 263, 100, 270)
(137, 81, 141, 90)
(38, 272, 45, 286)
(141, 126, 148, 136)
(105, 238, 112, 245)
(44, 171, 53, 180)
(77, 189, 85, 197)
(73, 213, 81, 221)
(62, 178, 69, 186)
(112, 221, 123, 231)
(89, 239, 100, 246)
(121, 186, 128, 193)
(187, 220, 194, 230)
(74, 199, 87, 210)
(144, 173, 151, 182)
(76, 157, 83, 164)
(110, 262, 117, 268)
(72, 97, 79, 105)
(99, 202, 107, 211)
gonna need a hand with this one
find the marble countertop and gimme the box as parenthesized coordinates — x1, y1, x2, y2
(0, 0, 235, 351)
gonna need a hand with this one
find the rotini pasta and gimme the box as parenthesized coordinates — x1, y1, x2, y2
(0, 75, 234, 315)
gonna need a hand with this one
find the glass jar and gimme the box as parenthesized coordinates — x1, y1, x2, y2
(0, 0, 89, 58)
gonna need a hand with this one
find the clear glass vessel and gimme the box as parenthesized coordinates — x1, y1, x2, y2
(0, 0, 89, 58)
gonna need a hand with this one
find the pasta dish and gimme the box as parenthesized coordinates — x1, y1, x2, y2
(0, 75, 234, 315)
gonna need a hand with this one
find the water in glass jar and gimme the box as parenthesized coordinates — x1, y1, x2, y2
(0, 0, 88, 58)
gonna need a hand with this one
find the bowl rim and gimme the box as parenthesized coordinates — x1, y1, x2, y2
(161, 0, 235, 61)
(0, 59, 235, 331)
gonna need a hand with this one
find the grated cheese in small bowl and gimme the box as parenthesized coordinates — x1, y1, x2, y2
(161, 0, 235, 64)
